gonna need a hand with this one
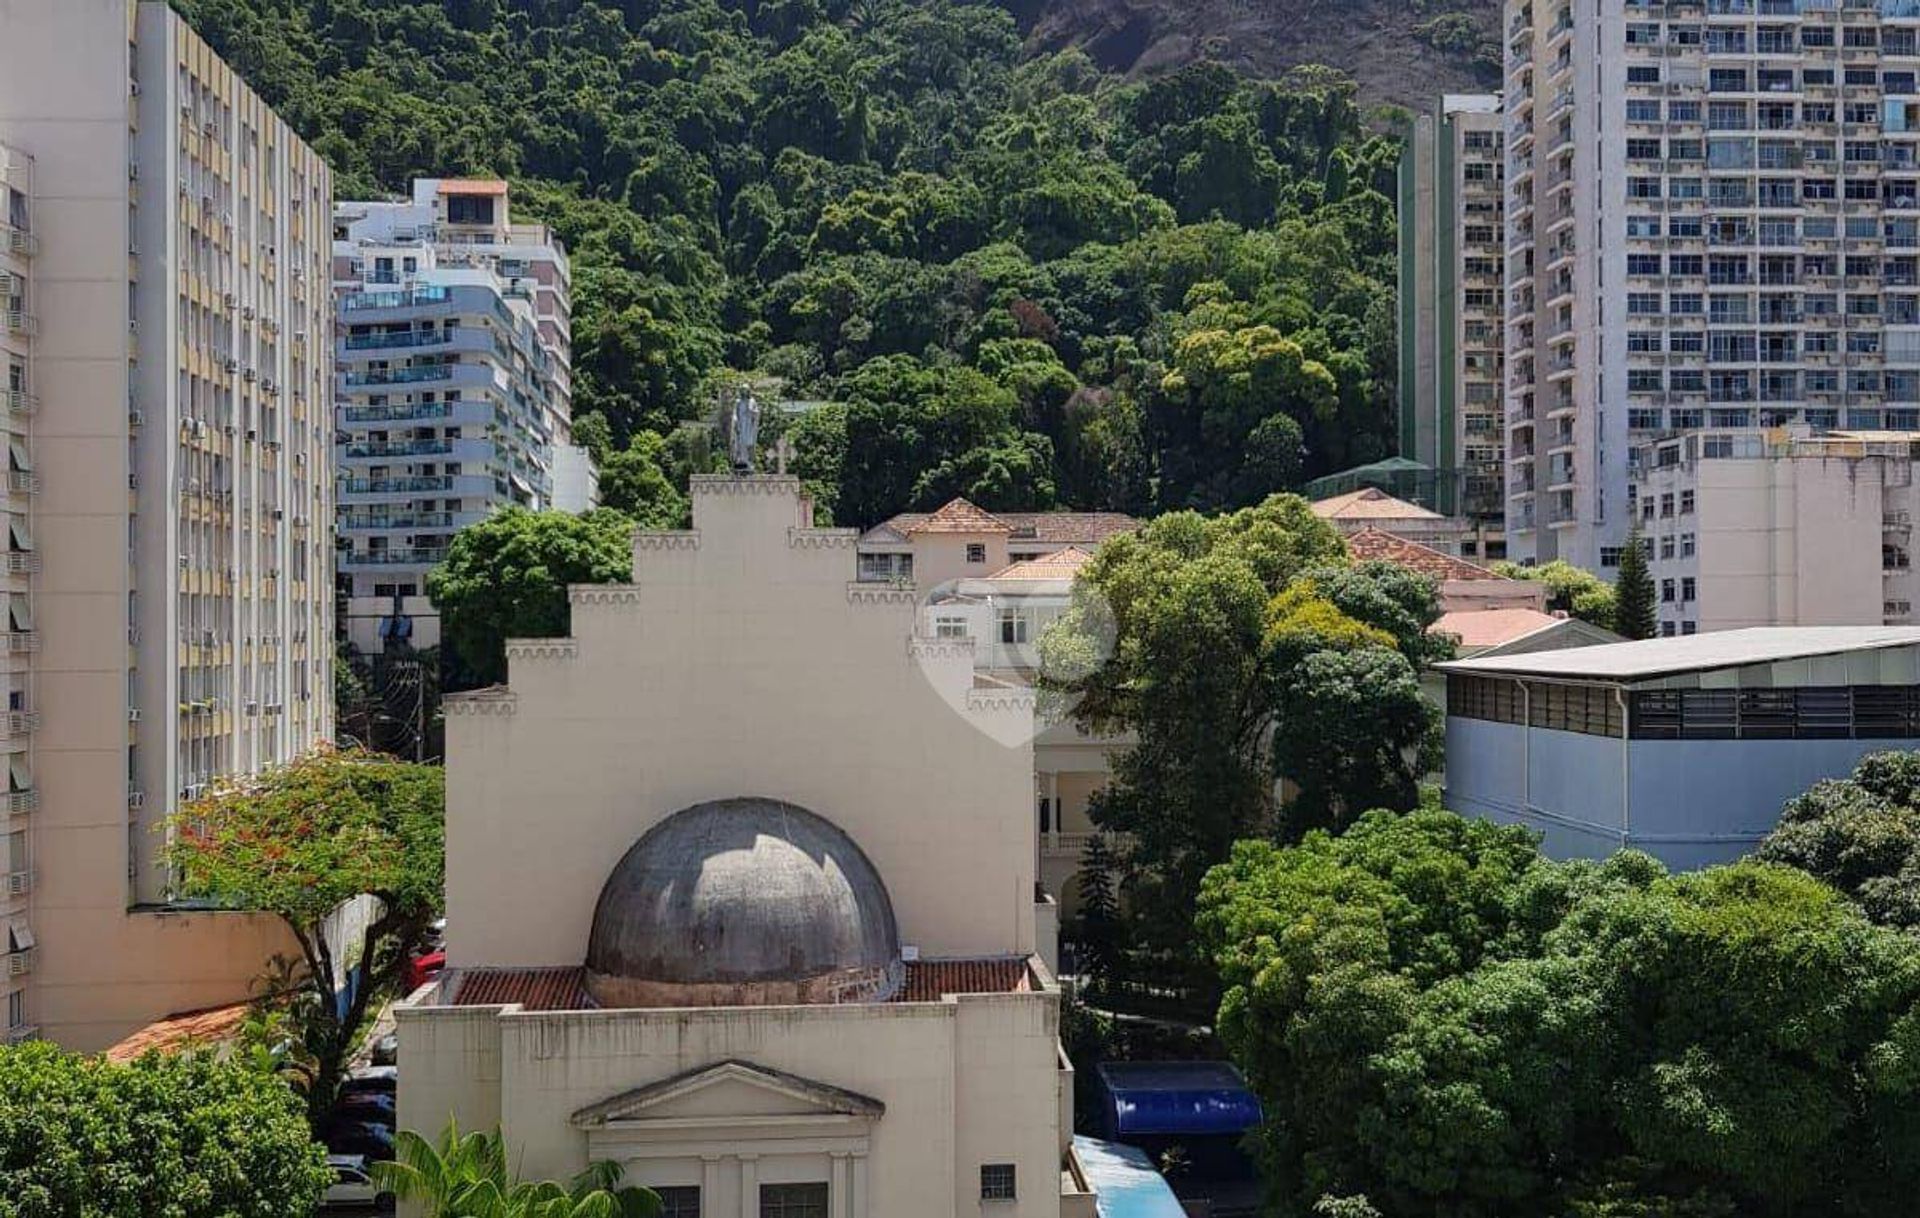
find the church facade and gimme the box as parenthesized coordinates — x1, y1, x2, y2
(396, 475, 1094, 1216)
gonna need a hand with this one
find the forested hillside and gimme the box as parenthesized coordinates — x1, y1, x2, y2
(174, 0, 1403, 526)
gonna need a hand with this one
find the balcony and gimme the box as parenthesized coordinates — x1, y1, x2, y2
(2, 311, 35, 337)
(340, 401, 455, 425)
(341, 476, 454, 495)
(1, 390, 31, 417)
(342, 363, 466, 388)
(2, 225, 33, 258)
(6, 472, 36, 497)
(4, 1024, 37, 1044)
(6, 947, 30, 977)
(340, 511, 457, 532)
(6, 553, 39, 576)
(1, 711, 39, 737)
(8, 789, 34, 815)
(343, 438, 454, 459)
(342, 547, 450, 567)
(6, 631, 35, 654)
(7, 868, 32, 896)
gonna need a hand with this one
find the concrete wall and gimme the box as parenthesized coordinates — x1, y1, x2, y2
(911, 530, 1010, 594)
(443, 476, 1038, 969)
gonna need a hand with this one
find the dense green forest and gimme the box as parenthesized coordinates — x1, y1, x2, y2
(174, 0, 1403, 525)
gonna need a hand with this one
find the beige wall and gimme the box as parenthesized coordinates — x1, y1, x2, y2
(399, 991, 1066, 1218)
(444, 477, 1038, 969)
(911, 530, 1010, 592)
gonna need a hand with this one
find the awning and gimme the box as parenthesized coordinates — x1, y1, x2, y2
(9, 595, 30, 632)
(8, 756, 29, 792)
(9, 917, 33, 952)
(1072, 1137, 1187, 1218)
(8, 518, 30, 552)
(8, 440, 29, 473)
(1096, 1061, 1263, 1138)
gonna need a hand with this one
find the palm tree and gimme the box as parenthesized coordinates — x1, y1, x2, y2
(374, 1120, 662, 1218)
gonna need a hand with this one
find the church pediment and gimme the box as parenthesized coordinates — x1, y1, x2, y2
(570, 1059, 885, 1129)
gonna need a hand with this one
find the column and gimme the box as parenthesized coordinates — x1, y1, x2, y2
(702, 1155, 723, 1213)
(737, 1154, 759, 1218)
(1048, 771, 1061, 851)
(830, 1152, 852, 1218)
(851, 1152, 870, 1218)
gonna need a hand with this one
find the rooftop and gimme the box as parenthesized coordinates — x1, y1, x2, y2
(104, 1002, 252, 1063)
(1433, 607, 1569, 650)
(1309, 486, 1446, 522)
(1438, 627, 1920, 681)
(444, 957, 1036, 1011)
(862, 500, 1139, 546)
(984, 547, 1096, 582)
(1344, 526, 1503, 583)
(438, 179, 509, 196)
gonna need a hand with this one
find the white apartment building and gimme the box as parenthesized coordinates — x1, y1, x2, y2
(1400, 94, 1509, 552)
(0, 0, 334, 1050)
(1504, 0, 1920, 573)
(1632, 426, 1920, 633)
(332, 179, 581, 653)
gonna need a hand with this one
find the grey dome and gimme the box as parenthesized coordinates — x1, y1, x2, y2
(584, 798, 902, 1008)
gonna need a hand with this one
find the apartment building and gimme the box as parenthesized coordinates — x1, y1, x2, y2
(1504, 0, 1920, 572)
(1632, 426, 1920, 633)
(0, 0, 334, 1049)
(1400, 94, 1509, 557)
(332, 179, 580, 653)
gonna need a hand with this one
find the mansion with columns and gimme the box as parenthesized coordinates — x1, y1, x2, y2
(398, 476, 1096, 1216)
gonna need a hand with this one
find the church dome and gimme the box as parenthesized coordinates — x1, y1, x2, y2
(584, 798, 903, 1008)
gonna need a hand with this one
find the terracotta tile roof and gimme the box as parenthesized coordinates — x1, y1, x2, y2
(104, 1002, 252, 1062)
(865, 506, 1138, 547)
(1310, 487, 1445, 521)
(438, 179, 509, 195)
(450, 967, 588, 1011)
(1344, 527, 1503, 583)
(1433, 607, 1567, 650)
(987, 547, 1095, 581)
(893, 958, 1033, 1002)
(904, 499, 1014, 535)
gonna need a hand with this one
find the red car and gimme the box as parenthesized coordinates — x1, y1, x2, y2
(404, 949, 444, 992)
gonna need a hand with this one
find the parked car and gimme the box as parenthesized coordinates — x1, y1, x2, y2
(325, 1120, 395, 1162)
(343, 1065, 398, 1096)
(404, 949, 445, 992)
(333, 1091, 397, 1120)
(369, 1032, 399, 1067)
(321, 1153, 393, 1212)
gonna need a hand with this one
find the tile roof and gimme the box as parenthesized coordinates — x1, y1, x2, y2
(450, 966, 588, 1011)
(1433, 607, 1567, 650)
(1310, 487, 1445, 521)
(905, 499, 1013, 535)
(1439, 626, 1920, 681)
(104, 1002, 252, 1062)
(893, 958, 1033, 1002)
(1344, 527, 1503, 583)
(438, 179, 509, 195)
(986, 547, 1095, 581)
(864, 503, 1138, 546)
(442, 959, 1034, 1010)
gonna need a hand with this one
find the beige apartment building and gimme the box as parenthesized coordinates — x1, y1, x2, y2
(1632, 427, 1920, 637)
(0, 0, 334, 1049)
(402, 475, 1096, 1217)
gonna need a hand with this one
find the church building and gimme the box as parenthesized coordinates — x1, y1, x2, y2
(396, 475, 1095, 1216)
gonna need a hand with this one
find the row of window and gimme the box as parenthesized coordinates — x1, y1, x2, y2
(1628, 63, 1900, 89)
(1450, 677, 1920, 741)
(1629, 370, 1920, 401)
(1623, 213, 1920, 242)
(1626, 21, 1908, 54)
(1626, 176, 1920, 205)
(621, 1167, 1018, 1217)
(1622, 405, 1896, 428)
(1625, 292, 1911, 320)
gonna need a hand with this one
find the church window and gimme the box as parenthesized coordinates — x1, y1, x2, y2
(656, 1187, 700, 1218)
(760, 1183, 828, 1218)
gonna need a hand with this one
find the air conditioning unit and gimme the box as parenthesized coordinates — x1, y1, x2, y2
(201, 120, 216, 137)
(179, 101, 192, 118)
(178, 553, 189, 568)
(242, 305, 255, 320)
(245, 427, 257, 441)
(128, 474, 138, 490)
(129, 409, 144, 428)
(128, 790, 144, 811)
(271, 508, 284, 520)
(223, 358, 239, 374)
(128, 163, 140, 181)
(223, 292, 236, 309)
(200, 628, 214, 645)
(245, 700, 259, 715)
(244, 367, 257, 382)
(127, 708, 140, 723)
(129, 79, 142, 97)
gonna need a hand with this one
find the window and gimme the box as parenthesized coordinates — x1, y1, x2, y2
(1660, 535, 1675, 560)
(934, 616, 968, 640)
(1681, 489, 1696, 515)
(998, 609, 1029, 645)
(6, 989, 22, 1031)
(1682, 577, 1697, 602)
(981, 1165, 1018, 1201)
(657, 1187, 701, 1218)
(965, 543, 986, 564)
(760, 1184, 829, 1218)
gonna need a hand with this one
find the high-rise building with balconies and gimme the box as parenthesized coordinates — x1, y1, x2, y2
(1400, 94, 1509, 560)
(0, 0, 335, 1049)
(1504, 0, 1920, 572)
(332, 180, 578, 653)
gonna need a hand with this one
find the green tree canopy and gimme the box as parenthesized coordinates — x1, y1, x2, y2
(166, 747, 445, 1124)
(1615, 526, 1657, 640)
(1760, 750, 1920, 931)
(1495, 558, 1619, 631)
(376, 1121, 662, 1218)
(428, 508, 635, 686)
(1199, 809, 1920, 1217)
(0, 1040, 331, 1217)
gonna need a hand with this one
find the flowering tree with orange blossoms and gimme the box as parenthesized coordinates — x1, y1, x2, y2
(167, 746, 444, 1126)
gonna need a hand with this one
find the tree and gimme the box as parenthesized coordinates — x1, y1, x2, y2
(166, 747, 446, 1126)
(429, 508, 634, 687)
(376, 1121, 662, 1218)
(1495, 558, 1618, 631)
(1614, 526, 1657, 640)
(1075, 833, 1122, 993)
(597, 430, 688, 529)
(1197, 809, 1920, 1217)
(1760, 750, 1920, 930)
(0, 1040, 332, 1217)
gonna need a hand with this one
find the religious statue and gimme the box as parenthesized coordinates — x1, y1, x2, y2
(728, 387, 761, 472)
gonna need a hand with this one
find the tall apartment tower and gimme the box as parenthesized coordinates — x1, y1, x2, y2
(1400, 94, 1508, 559)
(0, 0, 335, 1050)
(332, 181, 580, 654)
(1506, 0, 1920, 572)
